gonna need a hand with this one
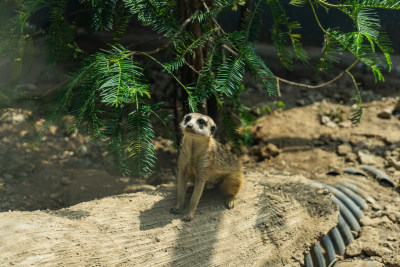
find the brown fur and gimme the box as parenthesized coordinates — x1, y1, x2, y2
(171, 113, 244, 221)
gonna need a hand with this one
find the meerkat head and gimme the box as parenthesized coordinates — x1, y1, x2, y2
(180, 113, 217, 138)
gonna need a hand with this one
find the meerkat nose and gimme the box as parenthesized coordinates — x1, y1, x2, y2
(186, 124, 192, 129)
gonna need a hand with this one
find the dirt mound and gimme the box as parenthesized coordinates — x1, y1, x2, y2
(248, 98, 400, 184)
(0, 172, 337, 266)
(246, 98, 400, 266)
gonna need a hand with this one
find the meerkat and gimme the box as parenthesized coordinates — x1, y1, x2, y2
(170, 113, 244, 222)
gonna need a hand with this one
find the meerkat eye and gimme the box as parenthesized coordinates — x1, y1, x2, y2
(184, 116, 191, 124)
(197, 118, 207, 126)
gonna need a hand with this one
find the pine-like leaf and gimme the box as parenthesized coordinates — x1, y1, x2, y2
(91, 0, 117, 31)
(240, 0, 263, 42)
(360, 0, 400, 10)
(193, 44, 223, 106)
(267, 0, 308, 68)
(123, 0, 180, 38)
(113, 4, 132, 42)
(16, 0, 46, 33)
(289, 0, 306, 7)
(222, 112, 242, 148)
(357, 8, 393, 70)
(103, 112, 131, 175)
(350, 91, 365, 124)
(243, 44, 277, 97)
(93, 45, 151, 107)
(216, 55, 245, 97)
(127, 103, 156, 176)
(46, 0, 76, 64)
(328, 28, 385, 81)
(316, 35, 342, 74)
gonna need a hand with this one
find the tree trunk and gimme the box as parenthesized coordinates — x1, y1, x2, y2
(0, 172, 338, 266)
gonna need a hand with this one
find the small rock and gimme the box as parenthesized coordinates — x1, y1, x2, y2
(1, 112, 27, 124)
(385, 166, 396, 174)
(371, 202, 382, 211)
(387, 156, 400, 170)
(333, 92, 341, 100)
(377, 108, 392, 119)
(337, 143, 353, 156)
(346, 240, 362, 257)
(345, 152, 359, 163)
(338, 120, 352, 128)
(76, 145, 90, 157)
(383, 241, 395, 250)
(118, 177, 130, 183)
(48, 125, 58, 135)
(1, 137, 11, 143)
(383, 255, 400, 267)
(62, 151, 74, 158)
(358, 150, 386, 167)
(316, 188, 330, 195)
(387, 211, 400, 223)
(60, 177, 72, 186)
(363, 244, 392, 257)
(240, 154, 252, 164)
(337, 260, 383, 267)
(391, 150, 400, 157)
(321, 115, 331, 125)
(19, 130, 29, 137)
(296, 99, 306, 106)
(326, 121, 337, 128)
(360, 215, 392, 226)
(265, 143, 280, 157)
(321, 115, 337, 128)
(0, 178, 5, 186)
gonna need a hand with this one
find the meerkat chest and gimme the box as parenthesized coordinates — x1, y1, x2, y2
(182, 139, 209, 162)
(180, 138, 211, 179)
(187, 147, 209, 170)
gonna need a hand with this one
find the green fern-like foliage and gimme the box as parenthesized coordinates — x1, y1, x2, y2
(2, 0, 399, 175)
(316, 35, 342, 74)
(124, 0, 180, 38)
(91, 0, 118, 31)
(36, 45, 166, 176)
(306, 0, 398, 81)
(268, 0, 309, 69)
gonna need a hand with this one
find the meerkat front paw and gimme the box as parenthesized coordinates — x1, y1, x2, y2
(170, 207, 182, 215)
(181, 214, 193, 222)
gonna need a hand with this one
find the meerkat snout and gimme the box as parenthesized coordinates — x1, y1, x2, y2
(180, 113, 216, 137)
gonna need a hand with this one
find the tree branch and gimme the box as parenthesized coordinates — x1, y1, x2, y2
(276, 59, 360, 89)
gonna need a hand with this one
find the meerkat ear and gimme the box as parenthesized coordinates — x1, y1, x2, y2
(210, 125, 217, 136)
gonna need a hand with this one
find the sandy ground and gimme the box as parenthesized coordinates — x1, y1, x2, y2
(0, 172, 338, 266)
